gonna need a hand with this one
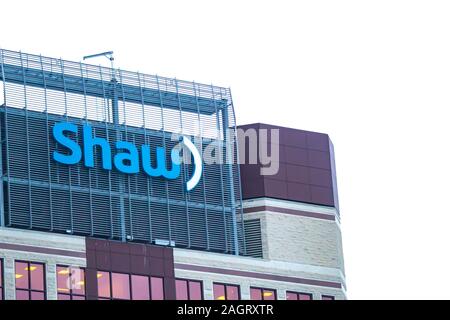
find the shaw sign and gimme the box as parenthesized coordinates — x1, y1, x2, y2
(52, 122, 202, 191)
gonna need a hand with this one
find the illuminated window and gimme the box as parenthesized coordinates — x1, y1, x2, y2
(97, 271, 164, 300)
(250, 287, 277, 300)
(286, 291, 313, 300)
(112, 273, 130, 300)
(150, 277, 164, 300)
(15, 261, 46, 300)
(0, 259, 3, 300)
(56, 265, 86, 300)
(322, 295, 335, 300)
(131, 275, 150, 300)
(213, 283, 240, 300)
(176, 279, 203, 300)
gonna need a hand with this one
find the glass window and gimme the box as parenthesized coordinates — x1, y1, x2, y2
(57, 265, 86, 300)
(213, 283, 240, 300)
(97, 271, 111, 299)
(250, 287, 276, 300)
(150, 277, 164, 300)
(97, 271, 165, 300)
(299, 293, 313, 300)
(226, 285, 240, 300)
(322, 295, 335, 300)
(189, 281, 203, 300)
(213, 283, 226, 300)
(0, 259, 3, 300)
(250, 288, 262, 300)
(112, 273, 130, 300)
(286, 291, 313, 300)
(176, 279, 203, 300)
(176, 279, 188, 300)
(15, 261, 46, 300)
(131, 275, 150, 300)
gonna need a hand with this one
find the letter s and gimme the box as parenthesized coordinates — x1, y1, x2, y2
(52, 122, 82, 165)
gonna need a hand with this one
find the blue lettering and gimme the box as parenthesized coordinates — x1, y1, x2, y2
(52, 122, 200, 190)
(83, 124, 112, 170)
(114, 141, 140, 174)
(141, 146, 181, 179)
(52, 122, 82, 165)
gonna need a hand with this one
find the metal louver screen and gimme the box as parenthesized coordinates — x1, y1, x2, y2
(0, 49, 246, 255)
(243, 219, 263, 258)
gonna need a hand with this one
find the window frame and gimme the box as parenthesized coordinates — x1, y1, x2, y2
(56, 265, 86, 300)
(213, 282, 241, 300)
(286, 291, 313, 300)
(15, 260, 47, 300)
(97, 271, 165, 300)
(322, 295, 335, 300)
(250, 286, 277, 300)
(175, 278, 204, 300)
(0, 258, 4, 300)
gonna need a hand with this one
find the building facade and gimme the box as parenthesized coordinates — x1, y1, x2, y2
(0, 49, 345, 300)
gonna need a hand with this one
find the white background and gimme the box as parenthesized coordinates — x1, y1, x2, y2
(2, 0, 450, 299)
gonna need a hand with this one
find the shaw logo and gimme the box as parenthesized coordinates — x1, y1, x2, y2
(52, 122, 202, 191)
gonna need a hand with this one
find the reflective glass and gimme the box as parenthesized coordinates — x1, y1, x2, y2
(15, 262, 29, 289)
(0, 259, 3, 287)
(71, 268, 85, 295)
(263, 289, 276, 300)
(226, 285, 239, 300)
(250, 288, 262, 300)
(189, 281, 202, 300)
(213, 284, 225, 300)
(97, 271, 111, 298)
(57, 266, 70, 293)
(58, 294, 70, 300)
(16, 289, 29, 300)
(131, 275, 150, 300)
(31, 291, 45, 300)
(151, 277, 164, 300)
(176, 280, 188, 300)
(299, 293, 312, 300)
(30, 263, 44, 291)
(112, 273, 130, 300)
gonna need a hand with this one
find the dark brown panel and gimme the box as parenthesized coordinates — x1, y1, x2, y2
(85, 238, 176, 300)
(238, 123, 338, 208)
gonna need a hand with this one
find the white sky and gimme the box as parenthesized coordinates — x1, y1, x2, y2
(2, 0, 450, 299)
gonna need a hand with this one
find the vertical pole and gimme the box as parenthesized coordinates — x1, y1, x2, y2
(110, 67, 126, 242)
(0, 49, 5, 227)
(221, 103, 239, 255)
(227, 89, 246, 256)
(0, 49, 11, 228)
(211, 84, 228, 252)
(19, 51, 33, 229)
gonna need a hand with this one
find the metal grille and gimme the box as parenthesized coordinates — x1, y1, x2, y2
(243, 219, 263, 258)
(0, 49, 245, 255)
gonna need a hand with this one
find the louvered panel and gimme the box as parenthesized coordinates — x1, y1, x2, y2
(0, 48, 246, 255)
(243, 219, 263, 258)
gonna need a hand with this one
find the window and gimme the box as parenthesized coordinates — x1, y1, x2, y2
(0, 259, 3, 300)
(213, 283, 240, 300)
(286, 291, 313, 300)
(176, 279, 203, 300)
(250, 287, 277, 300)
(322, 295, 335, 300)
(57, 266, 86, 300)
(97, 271, 164, 300)
(15, 261, 46, 300)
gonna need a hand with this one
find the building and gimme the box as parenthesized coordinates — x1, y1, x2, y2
(0, 49, 345, 300)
